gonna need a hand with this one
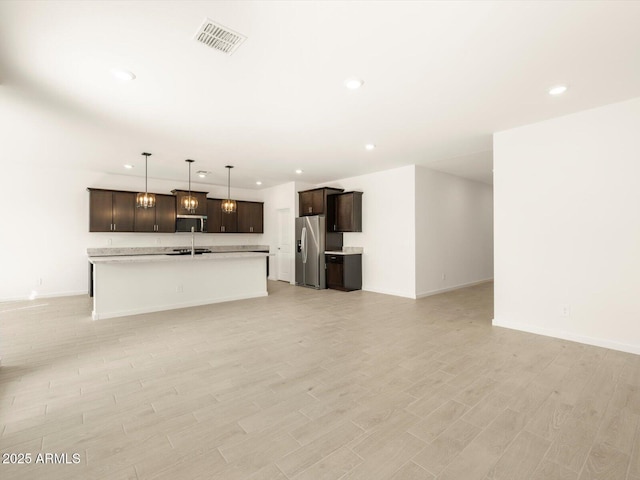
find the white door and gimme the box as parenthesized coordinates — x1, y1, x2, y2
(277, 208, 292, 282)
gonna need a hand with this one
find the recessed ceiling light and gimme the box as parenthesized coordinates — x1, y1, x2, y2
(124, 164, 134, 169)
(344, 77, 364, 90)
(295, 169, 303, 174)
(111, 68, 136, 81)
(256, 181, 262, 185)
(548, 84, 568, 96)
(365, 144, 376, 151)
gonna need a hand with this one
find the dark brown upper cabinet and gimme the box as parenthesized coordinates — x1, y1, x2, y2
(298, 187, 344, 216)
(328, 191, 363, 232)
(134, 194, 176, 233)
(207, 198, 238, 233)
(88, 189, 136, 232)
(237, 201, 264, 233)
(89, 187, 261, 235)
(155, 195, 178, 232)
(172, 190, 208, 216)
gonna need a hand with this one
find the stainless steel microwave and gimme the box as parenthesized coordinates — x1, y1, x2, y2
(176, 215, 207, 233)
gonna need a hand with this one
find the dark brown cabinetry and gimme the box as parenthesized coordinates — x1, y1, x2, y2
(299, 189, 323, 216)
(299, 187, 344, 216)
(89, 187, 262, 234)
(134, 194, 176, 233)
(207, 198, 238, 233)
(328, 191, 363, 232)
(155, 195, 178, 232)
(237, 201, 264, 233)
(88, 189, 136, 232)
(326, 254, 362, 291)
(172, 190, 208, 216)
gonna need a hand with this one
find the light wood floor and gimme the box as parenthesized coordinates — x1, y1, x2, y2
(1, 281, 639, 480)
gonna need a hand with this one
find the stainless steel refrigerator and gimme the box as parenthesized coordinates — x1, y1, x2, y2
(295, 216, 326, 289)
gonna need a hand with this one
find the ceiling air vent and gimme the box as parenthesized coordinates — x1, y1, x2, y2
(194, 18, 246, 55)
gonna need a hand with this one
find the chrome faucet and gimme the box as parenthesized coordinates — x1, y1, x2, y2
(191, 226, 195, 256)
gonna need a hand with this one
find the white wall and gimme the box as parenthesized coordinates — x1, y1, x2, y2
(494, 96, 640, 355)
(415, 166, 493, 297)
(0, 163, 264, 302)
(324, 165, 492, 299)
(322, 165, 416, 298)
(1, 160, 494, 303)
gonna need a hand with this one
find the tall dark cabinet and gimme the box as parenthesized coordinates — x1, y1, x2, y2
(297, 187, 364, 292)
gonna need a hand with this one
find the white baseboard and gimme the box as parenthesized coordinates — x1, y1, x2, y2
(362, 286, 416, 299)
(492, 318, 640, 356)
(416, 278, 494, 299)
(0, 290, 87, 303)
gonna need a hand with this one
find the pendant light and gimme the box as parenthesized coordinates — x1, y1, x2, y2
(183, 159, 198, 213)
(221, 165, 236, 214)
(136, 152, 156, 209)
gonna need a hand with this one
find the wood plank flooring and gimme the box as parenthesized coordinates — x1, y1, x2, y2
(1, 281, 639, 479)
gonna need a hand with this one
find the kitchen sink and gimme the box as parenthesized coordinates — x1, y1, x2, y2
(166, 248, 212, 256)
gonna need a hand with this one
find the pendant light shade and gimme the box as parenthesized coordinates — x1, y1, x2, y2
(221, 198, 236, 214)
(222, 165, 236, 214)
(136, 152, 156, 209)
(183, 159, 198, 213)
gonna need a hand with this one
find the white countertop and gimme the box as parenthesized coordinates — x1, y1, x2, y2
(325, 247, 363, 255)
(87, 245, 269, 257)
(89, 251, 268, 264)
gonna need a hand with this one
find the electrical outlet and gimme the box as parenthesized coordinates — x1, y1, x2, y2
(561, 305, 571, 317)
(107, 238, 112, 246)
(176, 285, 183, 293)
(441, 273, 446, 281)
(37, 278, 43, 286)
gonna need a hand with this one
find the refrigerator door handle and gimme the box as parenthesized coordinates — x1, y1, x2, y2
(301, 227, 307, 264)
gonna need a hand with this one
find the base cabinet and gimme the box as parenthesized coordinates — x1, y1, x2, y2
(326, 254, 362, 291)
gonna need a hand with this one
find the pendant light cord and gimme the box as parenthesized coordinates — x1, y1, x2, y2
(137, 153, 154, 209)
(141, 152, 151, 196)
(183, 159, 197, 212)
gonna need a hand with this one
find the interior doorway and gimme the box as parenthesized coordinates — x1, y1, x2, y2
(276, 208, 292, 282)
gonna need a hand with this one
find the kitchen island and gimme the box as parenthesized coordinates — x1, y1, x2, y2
(89, 251, 268, 320)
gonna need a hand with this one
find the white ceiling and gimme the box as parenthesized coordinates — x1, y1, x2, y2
(1, 0, 640, 189)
